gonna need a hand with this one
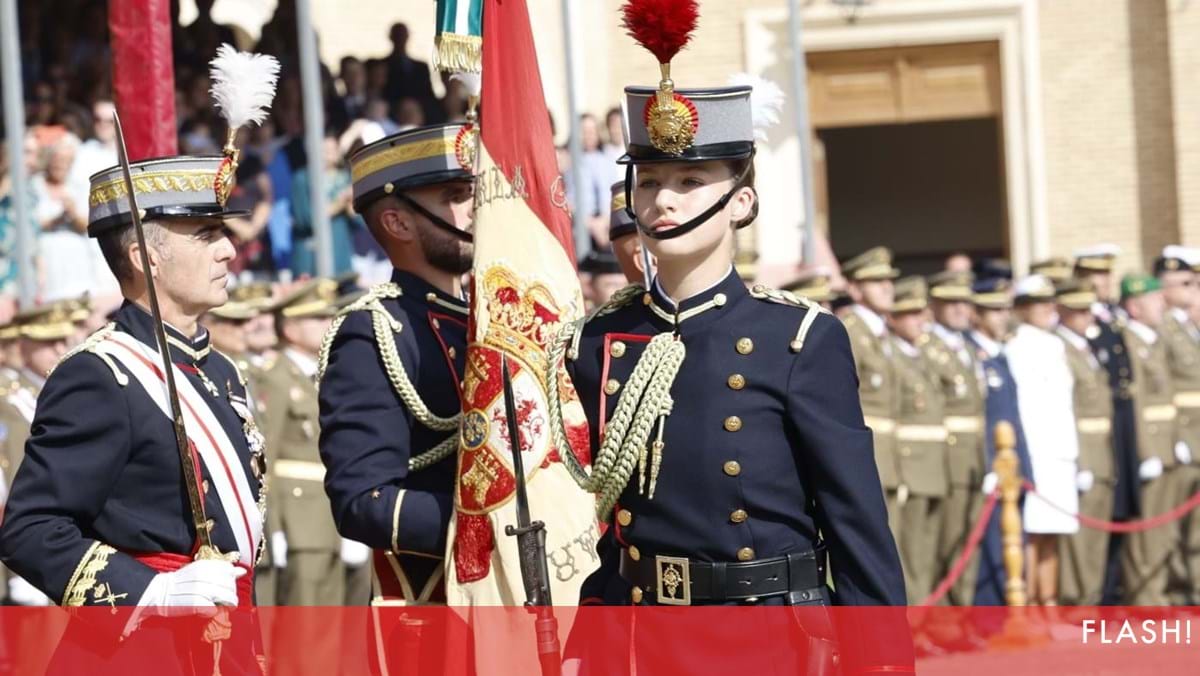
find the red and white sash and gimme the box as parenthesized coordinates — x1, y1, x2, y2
(93, 331, 262, 565)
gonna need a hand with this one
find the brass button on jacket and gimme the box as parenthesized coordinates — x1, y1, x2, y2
(610, 341, 627, 358)
(737, 547, 755, 561)
(723, 460, 742, 476)
(617, 509, 633, 527)
(736, 338, 754, 355)
(727, 374, 746, 390)
(631, 586, 644, 603)
(730, 509, 748, 524)
(724, 416, 743, 432)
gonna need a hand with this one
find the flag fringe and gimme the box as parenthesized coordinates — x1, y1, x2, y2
(435, 34, 483, 74)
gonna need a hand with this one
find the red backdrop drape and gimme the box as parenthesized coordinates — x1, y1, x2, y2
(109, 0, 177, 160)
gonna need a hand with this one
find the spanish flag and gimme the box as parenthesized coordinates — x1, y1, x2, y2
(445, 0, 599, 619)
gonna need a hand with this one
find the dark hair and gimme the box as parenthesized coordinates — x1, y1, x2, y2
(727, 157, 758, 229)
(97, 223, 137, 283)
(98, 220, 167, 284)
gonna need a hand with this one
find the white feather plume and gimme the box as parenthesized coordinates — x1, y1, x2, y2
(209, 44, 280, 130)
(450, 71, 482, 99)
(727, 73, 786, 142)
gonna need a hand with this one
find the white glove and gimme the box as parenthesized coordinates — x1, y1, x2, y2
(271, 531, 288, 568)
(1175, 441, 1192, 465)
(340, 538, 371, 567)
(981, 472, 999, 495)
(137, 559, 246, 615)
(8, 576, 50, 606)
(1139, 457, 1164, 482)
(1076, 470, 1095, 494)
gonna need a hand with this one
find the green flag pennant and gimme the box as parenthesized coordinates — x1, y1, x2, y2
(434, 0, 483, 73)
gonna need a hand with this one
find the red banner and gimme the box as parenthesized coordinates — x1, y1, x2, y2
(6, 607, 1200, 675)
(109, 0, 177, 160)
(446, 0, 597, 614)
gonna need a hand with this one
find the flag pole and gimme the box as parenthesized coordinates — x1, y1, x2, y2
(0, 0, 33, 306)
(296, 0, 332, 276)
(560, 0, 587, 264)
(787, 0, 817, 264)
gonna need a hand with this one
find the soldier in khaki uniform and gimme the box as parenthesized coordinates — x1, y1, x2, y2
(0, 304, 76, 605)
(230, 281, 279, 372)
(841, 247, 902, 537)
(1154, 248, 1200, 604)
(887, 276, 950, 603)
(783, 269, 837, 312)
(1119, 274, 1181, 605)
(924, 270, 986, 605)
(1055, 280, 1116, 605)
(0, 322, 19, 387)
(0, 318, 22, 605)
(260, 278, 370, 607)
(206, 298, 280, 606)
(1030, 257, 1074, 287)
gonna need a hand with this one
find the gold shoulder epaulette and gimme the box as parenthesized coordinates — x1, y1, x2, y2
(567, 284, 646, 361)
(50, 323, 128, 386)
(749, 284, 830, 313)
(749, 285, 829, 353)
(590, 284, 646, 320)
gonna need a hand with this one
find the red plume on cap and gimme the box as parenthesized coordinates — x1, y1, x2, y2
(620, 0, 699, 64)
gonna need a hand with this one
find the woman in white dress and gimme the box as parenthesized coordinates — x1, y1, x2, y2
(1005, 274, 1079, 607)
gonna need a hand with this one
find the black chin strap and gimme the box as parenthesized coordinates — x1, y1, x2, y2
(622, 158, 755, 241)
(395, 192, 474, 243)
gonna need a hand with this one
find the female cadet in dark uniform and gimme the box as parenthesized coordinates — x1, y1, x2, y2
(552, 2, 910, 673)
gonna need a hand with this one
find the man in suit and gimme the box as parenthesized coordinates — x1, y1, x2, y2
(384, 23, 441, 124)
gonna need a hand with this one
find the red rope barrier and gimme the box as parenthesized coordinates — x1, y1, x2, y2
(919, 489, 1000, 606)
(1022, 480, 1200, 533)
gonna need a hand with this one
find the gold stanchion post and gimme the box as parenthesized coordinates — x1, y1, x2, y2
(989, 421, 1049, 649)
(994, 421, 1026, 607)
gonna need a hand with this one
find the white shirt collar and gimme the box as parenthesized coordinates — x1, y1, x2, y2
(932, 323, 965, 351)
(284, 348, 319, 378)
(19, 368, 46, 389)
(970, 331, 1003, 358)
(893, 336, 920, 358)
(1126, 320, 1158, 345)
(1171, 307, 1191, 325)
(652, 266, 734, 308)
(1056, 326, 1090, 352)
(852, 304, 887, 338)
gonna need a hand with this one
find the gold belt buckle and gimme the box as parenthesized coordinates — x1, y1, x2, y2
(655, 555, 691, 606)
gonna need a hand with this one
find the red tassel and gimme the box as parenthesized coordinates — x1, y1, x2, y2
(620, 0, 700, 64)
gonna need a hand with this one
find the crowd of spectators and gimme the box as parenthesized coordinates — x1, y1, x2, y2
(1, 0, 633, 324)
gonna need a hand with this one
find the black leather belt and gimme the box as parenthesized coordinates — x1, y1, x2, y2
(619, 547, 826, 606)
